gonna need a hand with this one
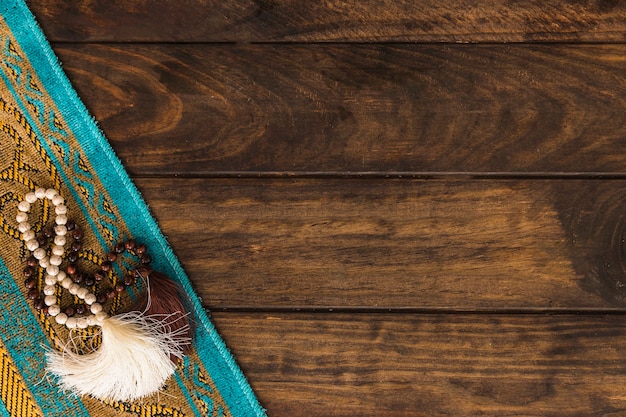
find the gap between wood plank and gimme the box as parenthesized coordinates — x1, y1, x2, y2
(207, 306, 626, 315)
(48, 40, 626, 45)
(132, 171, 626, 180)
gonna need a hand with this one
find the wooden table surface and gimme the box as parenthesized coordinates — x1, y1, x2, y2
(30, 1, 626, 415)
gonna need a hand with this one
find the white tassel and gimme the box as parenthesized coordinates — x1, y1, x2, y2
(46, 311, 189, 401)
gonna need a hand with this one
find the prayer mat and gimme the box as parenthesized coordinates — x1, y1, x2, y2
(0, 1, 266, 416)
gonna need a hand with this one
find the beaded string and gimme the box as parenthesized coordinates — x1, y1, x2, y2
(17, 188, 151, 330)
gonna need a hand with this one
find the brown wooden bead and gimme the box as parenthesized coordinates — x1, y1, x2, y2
(64, 306, 76, 317)
(24, 277, 36, 289)
(72, 273, 84, 284)
(36, 235, 47, 246)
(115, 282, 126, 293)
(33, 298, 45, 311)
(114, 242, 126, 253)
(42, 226, 54, 238)
(124, 274, 136, 286)
(67, 252, 79, 263)
(23, 266, 35, 278)
(66, 264, 77, 275)
(26, 256, 37, 267)
(107, 252, 117, 262)
(125, 239, 136, 250)
(71, 241, 82, 252)
(75, 304, 86, 315)
(72, 228, 83, 240)
(65, 220, 76, 231)
(84, 275, 95, 286)
(135, 244, 147, 254)
(105, 288, 116, 299)
(94, 270, 106, 281)
(96, 292, 107, 304)
(27, 289, 40, 300)
(134, 266, 151, 281)
(140, 254, 152, 264)
(100, 261, 112, 272)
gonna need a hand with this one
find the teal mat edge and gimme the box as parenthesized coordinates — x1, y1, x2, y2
(0, 2, 266, 416)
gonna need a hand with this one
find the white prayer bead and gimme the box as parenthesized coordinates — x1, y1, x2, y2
(24, 192, 37, 203)
(86, 315, 97, 326)
(53, 235, 66, 246)
(44, 295, 57, 306)
(55, 214, 67, 225)
(95, 311, 108, 322)
(68, 283, 80, 295)
(45, 188, 57, 200)
(55, 313, 68, 325)
(49, 255, 63, 266)
(65, 318, 77, 329)
(46, 265, 59, 276)
(56, 270, 67, 282)
(76, 318, 88, 329)
(84, 293, 97, 305)
(76, 288, 88, 299)
(61, 277, 73, 289)
(54, 225, 67, 236)
(52, 245, 64, 256)
(26, 240, 39, 252)
(18, 222, 31, 233)
(90, 303, 103, 314)
(34, 188, 46, 198)
(55, 205, 67, 215)
(39, 257, 49, 268)
(45, 275, 57, 285)
(17, 201, 30, 212)
(15, 212, 28, 223)
(52, 194, 64, 206)
(22, 230, 35, 241)
(43, 285, 56, 295)
(48, 305, 60, 317)
(33, 248, 46, 260)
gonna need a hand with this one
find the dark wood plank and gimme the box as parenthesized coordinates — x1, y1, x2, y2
(213, 312, 626, 416)
(55, 44, 626, 176)
(33, 0, 626, 43)
(135, 178, 626, 310)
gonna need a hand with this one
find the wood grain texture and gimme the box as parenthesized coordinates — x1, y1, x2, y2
(54, 44, 626, 176)
(135, 178, 626, 310)
(554, 182, 626, 307)
(32, 0, 626, 43)
(28, 2, 626, 415)
(213, 312, 626, 416)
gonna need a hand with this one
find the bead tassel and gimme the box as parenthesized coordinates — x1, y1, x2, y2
(17, 188, 191, 401)
(133, 267, 194, 361)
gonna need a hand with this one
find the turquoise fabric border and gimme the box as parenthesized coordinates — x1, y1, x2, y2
(0, 1, 266, 416)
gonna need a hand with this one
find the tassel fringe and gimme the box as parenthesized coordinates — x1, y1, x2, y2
(46, 310, 191, 401)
